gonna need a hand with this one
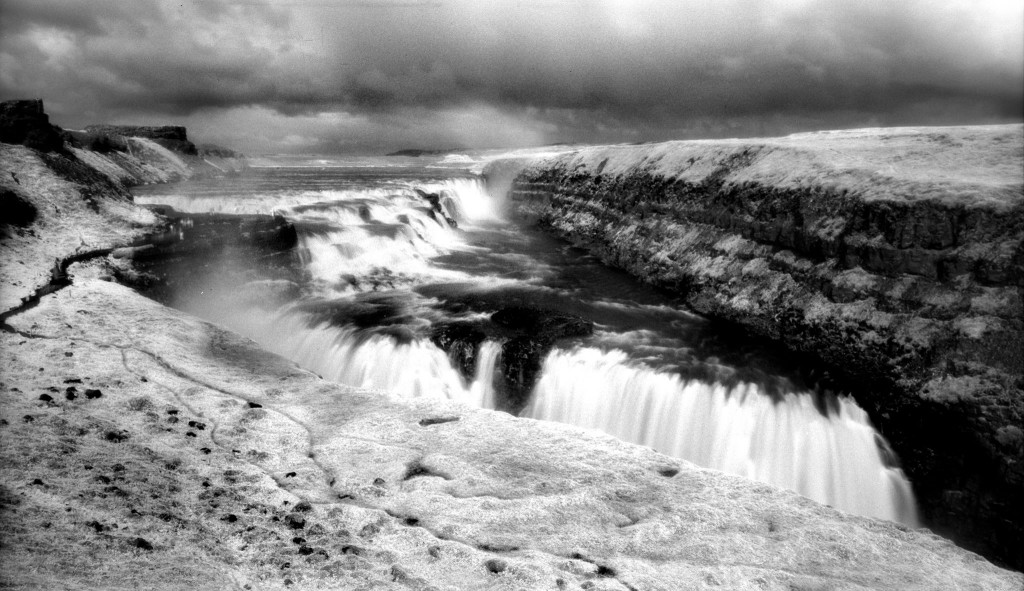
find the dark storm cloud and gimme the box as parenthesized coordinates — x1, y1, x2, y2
(0, 0, 1020, 151)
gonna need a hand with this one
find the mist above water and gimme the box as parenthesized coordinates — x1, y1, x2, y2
(133, 156, 918, 526)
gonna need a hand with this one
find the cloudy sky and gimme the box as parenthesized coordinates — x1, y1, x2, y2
(1, 0, 1021, 154)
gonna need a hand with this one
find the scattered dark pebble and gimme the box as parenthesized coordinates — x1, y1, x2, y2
(133, 537, 153, 551)
(428, 546, 441, 558)
(84, 464, 93, 470)
(372, 477, 385, 487)
(485, 559, 507, 574)
(418, 416, 460, 426)
(84, 389, 102, 399)
(167, 417, 179, 424)
(285, 472, 297, 478)
(285, 513, 305, 529)
(658, 467, 680, 478)
(46, 386, 58, 392)
(283, 579, 293, 587)
(280, 562, 291, 570)
(158, 513, 173, 522)
(200, 447, 211, 454)
(187, 420, 206, 430)
(597, 565, 617, 577)
(404, 517, 419, 526)
(166, 409, 179, 415)
(22, 415, 34, 423)
(38, 394, 53, 403)
(112, 464, 125, 472)
(186, 431, 197, 438)
(95, 475, 111, 484)
(341, 545, 364, 556)
(64, 378, 82, 384)
(248, 402, 262, 408)
(87, 520, 105, 532)
(297, 545, 314, 556)
(64, 352, 73, 357)
(292, 537, 306, 545)
(202, 480, 211, 488)
(31, 478, 44, 486)
(294, 501, 312, 513)
(104, 430, 129, 443)
(391, 565, 410, 582)
(222, 514, 238, 523)
(65, 389, 77, 401)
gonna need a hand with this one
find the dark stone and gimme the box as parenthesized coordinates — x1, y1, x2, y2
(84, 389, 102, 399)
(248, 402, 262, 408)
(418, 416, 460, 426)
(133, 537, 153, 551)
(293, 501, 312, 513)
(485, 559, 507, 574)
(38, 394, 52, 403)
(0, 99, 65, 152)
(285, 513, 305, 529)
(430, 323, 487, 379)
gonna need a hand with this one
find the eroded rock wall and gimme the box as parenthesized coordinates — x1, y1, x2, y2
(496, 125, 1024, 569)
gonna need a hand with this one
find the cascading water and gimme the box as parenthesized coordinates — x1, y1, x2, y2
(523, 348, 918, 524)
(133, 156, 918, 527)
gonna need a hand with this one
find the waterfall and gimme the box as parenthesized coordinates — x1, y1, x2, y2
(468, 340, 502, 408)
(136, 166, 920, 527)
(523, 347, 918, 525)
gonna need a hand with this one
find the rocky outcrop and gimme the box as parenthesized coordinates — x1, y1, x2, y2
(2, 110, 1021, 586)
(1, 99, 247, 188)
(0, 99, 65, 153)
(493, 125, 1024, 569)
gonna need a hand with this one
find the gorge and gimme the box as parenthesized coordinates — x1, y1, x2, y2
(0, 100, 1021, 588)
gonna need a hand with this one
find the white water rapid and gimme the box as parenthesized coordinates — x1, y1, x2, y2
(134, 162, 919, 527)
(523, 348, 918, 524)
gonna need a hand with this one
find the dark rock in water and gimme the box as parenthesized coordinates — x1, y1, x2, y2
(430, 308, 592, 414)
(492, 307, 593, 339)
(491, 307, 593, 413)
(0, 99, 65, 153)
(415, 188, 458, 227)
(430, 323, 487, 379)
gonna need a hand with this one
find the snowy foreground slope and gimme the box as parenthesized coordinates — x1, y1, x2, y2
(0, 119, 1022, 588)
(494, 124, 1024, 569)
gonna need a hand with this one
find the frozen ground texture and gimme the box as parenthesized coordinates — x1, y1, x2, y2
(497, 125, 1024, 569)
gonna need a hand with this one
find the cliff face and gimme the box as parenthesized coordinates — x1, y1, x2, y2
(495, 125, 1024, 569)
(1, 100, 247, 188)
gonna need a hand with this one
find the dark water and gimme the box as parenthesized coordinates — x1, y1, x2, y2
(132, 157, 917, 524)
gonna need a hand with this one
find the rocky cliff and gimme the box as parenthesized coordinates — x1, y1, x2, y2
(2, 108, 1022, 587)
(493, 125, 1024, 569)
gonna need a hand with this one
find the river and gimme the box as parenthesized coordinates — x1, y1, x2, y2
(131, 153, 918, 525)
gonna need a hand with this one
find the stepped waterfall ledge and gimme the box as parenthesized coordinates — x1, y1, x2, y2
(493, 124, 1024, 569)
(131, 159, 921, 532)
